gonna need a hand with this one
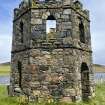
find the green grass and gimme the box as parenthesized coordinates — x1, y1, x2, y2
(93, 84, 105, 105)
(0, 84, 105, 105)
(0, 85, 19, 105)
(0, 65, 10, 75)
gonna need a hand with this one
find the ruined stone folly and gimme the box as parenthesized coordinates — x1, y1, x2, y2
(10, 0, 95, 102)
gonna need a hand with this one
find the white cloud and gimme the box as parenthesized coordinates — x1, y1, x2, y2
(0, 35, 12, 63)
(0, 41, 3, 48)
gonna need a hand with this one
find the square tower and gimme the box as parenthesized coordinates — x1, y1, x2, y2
(10, 0, 95, 102)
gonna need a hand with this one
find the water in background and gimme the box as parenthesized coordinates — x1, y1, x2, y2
(0, 76, 10, 85)
(95, 73, 105, 79)
(95, 73, 105, 83)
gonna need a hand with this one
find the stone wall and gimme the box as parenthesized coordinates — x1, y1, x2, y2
(10, 0, 95, 102)
(12, 10, 31, 52)
(10, 48, 94, 101)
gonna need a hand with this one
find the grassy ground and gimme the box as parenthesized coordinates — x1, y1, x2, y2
(0, 84, 105, 105)
(0, 85, 19, 105)
(0, 65, 10, 75)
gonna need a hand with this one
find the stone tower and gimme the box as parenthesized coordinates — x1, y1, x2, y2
(10, 0, 95, 102)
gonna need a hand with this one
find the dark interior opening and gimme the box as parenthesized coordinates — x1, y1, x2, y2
(46, 15, 56, 34)
(81, 62, 90, 101)
(79, 21, 85, 43)
(18, 61, 22, 88)
(47, 15, 56, 20)
(20, 21, 24, 43)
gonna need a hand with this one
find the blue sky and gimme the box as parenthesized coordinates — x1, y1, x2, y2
(0, 0, 20, 63)
(0, 0, 105, 65)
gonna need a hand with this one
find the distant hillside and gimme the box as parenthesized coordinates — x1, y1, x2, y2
(0, 62, 10, 75)
(0, 62, 10, 66)
(93, 64, 105, 73)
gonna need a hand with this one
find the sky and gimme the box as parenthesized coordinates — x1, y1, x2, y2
(47, 20, 56, 33)
(0, 0, 105, 65)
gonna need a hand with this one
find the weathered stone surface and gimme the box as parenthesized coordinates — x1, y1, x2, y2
(63, 0, 71, 6)
(61, 97, 72, 103)
(63, 9, 72, 15)
(10, 0, 94, 103)
(62, 22, 72, 30)
(31, 19, 42, 25)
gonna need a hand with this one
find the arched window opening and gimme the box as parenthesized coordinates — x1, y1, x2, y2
(46, 15, 56, 36)
(47, 15, 56, 20)
(79, 21, 85, 43)
(81, 62, 90, 101)
(81, 63, 89, 72)
(20, 21, 24, 43)
(18, 61, 22, 88)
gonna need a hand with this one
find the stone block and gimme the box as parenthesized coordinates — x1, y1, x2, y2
(30, 81, 40, 88)
(55, 13, 61, 18)
(60, 96, 72, 103)
(63, 9, 71, 15)
(7, 85, 14, 96)
(31, 19, 42, 25)
(63, 0, 71, 5)
(62, 22, 72, 30)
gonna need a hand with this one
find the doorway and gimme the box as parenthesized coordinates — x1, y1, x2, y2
(81, 63, 90, 100)
(18, 61, 22, 88)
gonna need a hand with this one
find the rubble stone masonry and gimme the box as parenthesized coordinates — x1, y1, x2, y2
(10, 0, 95, 102)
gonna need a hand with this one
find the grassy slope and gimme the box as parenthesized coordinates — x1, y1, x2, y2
(0, 65, 10, 75)
(93, 64, 105, 73)
(0, 84, 105, 105)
